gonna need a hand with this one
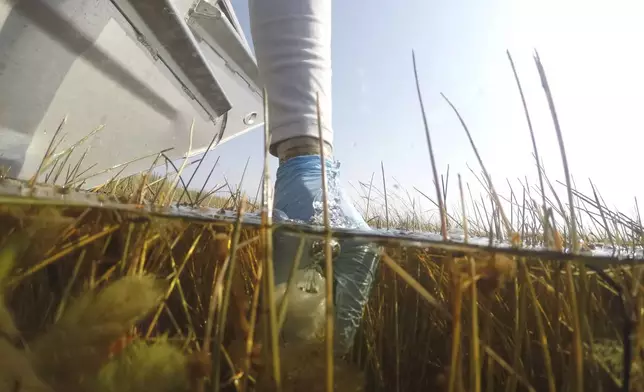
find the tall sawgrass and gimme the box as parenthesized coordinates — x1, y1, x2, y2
(0, 49, 642, 392)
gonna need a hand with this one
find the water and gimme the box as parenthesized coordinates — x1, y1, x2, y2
(1, 177, 643, 261)
(1, 179, 638, 392)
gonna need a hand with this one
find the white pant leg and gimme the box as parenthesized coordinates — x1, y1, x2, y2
(249, 0, 333, 155)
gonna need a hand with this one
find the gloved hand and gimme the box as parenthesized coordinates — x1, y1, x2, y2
(272, 155, 380, 355)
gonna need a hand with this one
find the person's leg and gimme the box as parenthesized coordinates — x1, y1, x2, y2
(249, 0, 333, 157)
(249, 0, 380, 354)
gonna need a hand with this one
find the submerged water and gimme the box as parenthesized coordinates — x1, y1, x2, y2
(0, 179, 636, 392)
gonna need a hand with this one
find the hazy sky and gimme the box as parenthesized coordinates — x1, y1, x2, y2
(188, 0, 644, 220)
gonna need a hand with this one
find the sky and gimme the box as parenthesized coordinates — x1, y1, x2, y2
(186, 0, 644, 222)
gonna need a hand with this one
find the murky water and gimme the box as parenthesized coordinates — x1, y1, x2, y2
(0, 180, 637, 392)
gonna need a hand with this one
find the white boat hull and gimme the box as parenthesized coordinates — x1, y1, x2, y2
(0, 0, 262, 187)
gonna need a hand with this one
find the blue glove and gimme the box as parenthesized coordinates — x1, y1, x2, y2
(272, 155, 380, 355)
